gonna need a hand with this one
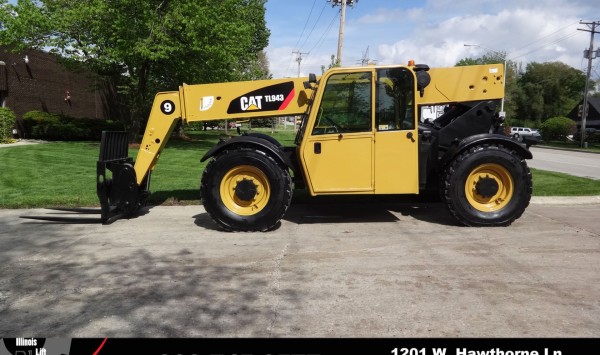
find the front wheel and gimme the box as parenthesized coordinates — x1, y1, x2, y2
(441, 144, 532, 226)
(200, 148, 293, 231)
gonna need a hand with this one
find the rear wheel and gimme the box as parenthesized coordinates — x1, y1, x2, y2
(200, 148, 293, 231)
(441, 144, 532, 226)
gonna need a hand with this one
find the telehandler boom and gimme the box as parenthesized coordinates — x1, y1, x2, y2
(97, 62, 532, 231)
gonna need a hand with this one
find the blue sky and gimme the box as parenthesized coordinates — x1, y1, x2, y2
(265, 0, 599, 78)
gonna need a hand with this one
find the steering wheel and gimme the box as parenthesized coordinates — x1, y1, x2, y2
(322, 115, 342, 132)
(316, 107, 343, 133)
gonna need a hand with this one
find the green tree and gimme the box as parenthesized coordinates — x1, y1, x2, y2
(321, 54, 340, 74)
(514, 81, 545, 125)
(516, 62, 587, 123)
(456, 52, 505, 67)
(0, 0, 270, 136)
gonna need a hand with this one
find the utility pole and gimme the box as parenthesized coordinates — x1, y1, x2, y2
(358, 46, 375, 66)
(292, 51, 308, 77)
(329, 0, 356, 66)
(578, 20, 599, 148)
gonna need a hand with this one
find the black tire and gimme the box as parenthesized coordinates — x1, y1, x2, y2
(441, 144, 532, 227)
(200, 147, 293, 231)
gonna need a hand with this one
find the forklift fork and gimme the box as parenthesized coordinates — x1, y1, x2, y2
(97, 131, 149, 223)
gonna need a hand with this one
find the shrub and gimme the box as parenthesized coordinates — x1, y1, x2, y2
(0, 107, 17, 143)
(21, 111, 61, 138)
(21, 110, 124, 141)
(539, 116, 576, 141)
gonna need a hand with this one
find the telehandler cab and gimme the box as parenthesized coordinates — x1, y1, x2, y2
(96, 62, 532, 231)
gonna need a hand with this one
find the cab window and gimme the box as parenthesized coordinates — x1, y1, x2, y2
(312, 72, 372, 135)
(376, 68, 415, 131)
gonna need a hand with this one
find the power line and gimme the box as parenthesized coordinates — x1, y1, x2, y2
(285, 0, 318, 77)
(511, 21, 580, 53)
(307, 10, 340, 56)
(292, 0, 318, 52)
(298, 3, 328, 52)
(509, 31, 580, 60)
(481, 22, 581, 62)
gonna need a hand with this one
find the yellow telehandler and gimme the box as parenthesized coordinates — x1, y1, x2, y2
(96, 62, 532, 231)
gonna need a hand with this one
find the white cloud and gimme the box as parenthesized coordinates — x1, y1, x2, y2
(266, 46, 335, 79)
(375, 7, 587, 71)
(265, 0, 595, 78)
(356, 8, 424, 25)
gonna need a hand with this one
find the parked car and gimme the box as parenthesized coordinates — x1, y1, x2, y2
(509, 126, 542, 147)
(510, 126, 539, 138)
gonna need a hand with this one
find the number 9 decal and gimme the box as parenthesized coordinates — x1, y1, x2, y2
(161, 100, 175, 115)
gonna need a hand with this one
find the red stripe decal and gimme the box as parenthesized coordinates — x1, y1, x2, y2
(279, 88, 295, 110)
(92, 338, 108, 355)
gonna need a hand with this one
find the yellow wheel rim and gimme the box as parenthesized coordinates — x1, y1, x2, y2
(465, 163, 514, 212)
(220, 165, 270, 216)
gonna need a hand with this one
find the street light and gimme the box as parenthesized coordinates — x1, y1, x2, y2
(464, 44, 507, 118)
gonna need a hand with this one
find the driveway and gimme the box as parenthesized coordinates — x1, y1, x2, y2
(1, 200, 599, 337)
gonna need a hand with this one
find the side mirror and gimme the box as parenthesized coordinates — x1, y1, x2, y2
(304, 73, 318, 89)
(413, 65, 430, 98)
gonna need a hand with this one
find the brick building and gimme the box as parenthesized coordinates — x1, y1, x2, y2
(0, 46, 117, 136)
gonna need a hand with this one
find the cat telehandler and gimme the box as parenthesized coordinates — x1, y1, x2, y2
(96, 62, 532, 231)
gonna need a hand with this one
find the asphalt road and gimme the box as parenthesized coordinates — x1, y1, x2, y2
(1, 200, 599, 337)
(528, 146, 600, 179)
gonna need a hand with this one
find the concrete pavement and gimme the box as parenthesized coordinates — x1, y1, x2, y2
(0, 139, 47, 148)
(1, 201, 599, 337)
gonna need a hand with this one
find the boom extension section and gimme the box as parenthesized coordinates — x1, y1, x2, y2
(97, 77, 315, 223)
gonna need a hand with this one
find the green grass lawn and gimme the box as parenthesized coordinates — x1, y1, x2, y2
(538, 140, 600, 153)
(530, 168, 600, 196)
(1, 129, 599, 209)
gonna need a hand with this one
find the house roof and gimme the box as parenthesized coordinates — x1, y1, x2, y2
(567, 97, 600, 129)
(588, 97, 600, 113)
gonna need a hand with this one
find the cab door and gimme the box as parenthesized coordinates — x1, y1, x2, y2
(301, 70, 374, 193)
(373, 68, 419, 194)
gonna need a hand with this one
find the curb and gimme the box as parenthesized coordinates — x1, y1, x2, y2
(533, 145, 600, 155)
(0, 139, 48, 148)
(530, 195, 600, 205)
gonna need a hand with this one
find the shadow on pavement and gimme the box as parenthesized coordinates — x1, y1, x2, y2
(190, 194, 460, 230)
(0, 219, 305, 336)
(285, 200, 460, 227)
